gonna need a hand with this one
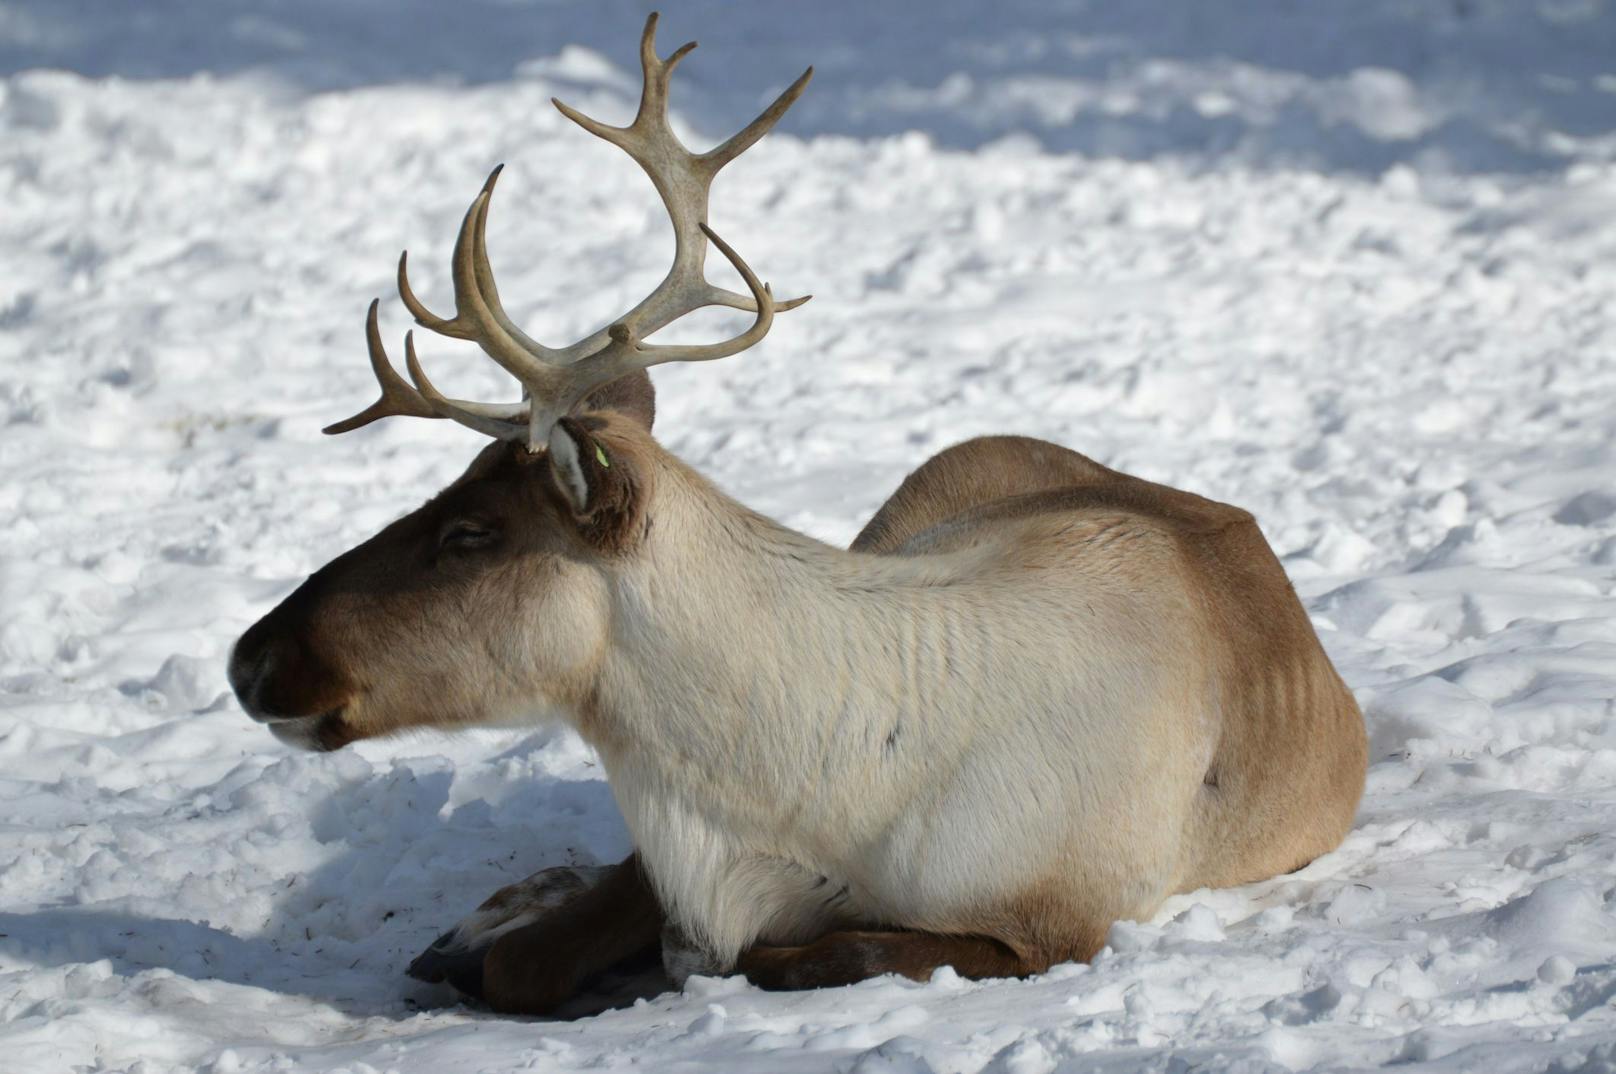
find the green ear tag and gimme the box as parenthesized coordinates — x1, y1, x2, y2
(594, 444, 611, 469)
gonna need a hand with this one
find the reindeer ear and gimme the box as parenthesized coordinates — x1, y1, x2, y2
(547, 419, 596, 515)
(546, 417, 645, 551)
(580, 371, 655, 431)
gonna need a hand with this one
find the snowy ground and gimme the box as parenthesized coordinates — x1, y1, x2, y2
(3, 2, 1616, 1071)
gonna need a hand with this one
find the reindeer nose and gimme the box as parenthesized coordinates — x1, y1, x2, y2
(229, 615, 337, 723)
(229, 625, 288, 721)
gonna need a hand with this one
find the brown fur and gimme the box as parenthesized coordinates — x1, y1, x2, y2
(737, 930, 1036, 990)
(852, 434, 1119, 554)
(479, 856, 664, 1014)
(229, 392, 657, 751)
(847, 434, 1364, 897)
(580, 371, 656, 432)
(554, 415, 654, 556)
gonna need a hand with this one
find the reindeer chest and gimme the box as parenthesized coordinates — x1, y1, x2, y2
(601, 745, 918, 962)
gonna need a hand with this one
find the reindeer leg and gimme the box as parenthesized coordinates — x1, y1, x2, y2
(407, 862, 613, 996)
(408, 853, 664, 1014)
(736, 929, 1060, 990)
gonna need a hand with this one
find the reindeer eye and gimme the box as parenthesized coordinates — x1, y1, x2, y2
(439, 520, 499, 551)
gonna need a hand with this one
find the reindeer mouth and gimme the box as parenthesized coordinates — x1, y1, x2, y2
(267, 707, 357, 752)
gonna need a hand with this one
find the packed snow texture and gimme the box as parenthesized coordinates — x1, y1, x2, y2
(2, 1, 1615, 1071)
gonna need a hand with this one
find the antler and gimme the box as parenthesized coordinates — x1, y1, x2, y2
(326, 11, 813, 448)
(320, 299, 527, 436)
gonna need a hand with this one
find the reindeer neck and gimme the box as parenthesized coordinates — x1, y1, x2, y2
(583, 458, 989, 807)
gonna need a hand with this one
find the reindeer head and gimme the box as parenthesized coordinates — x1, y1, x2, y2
(228, 14, 810, 750)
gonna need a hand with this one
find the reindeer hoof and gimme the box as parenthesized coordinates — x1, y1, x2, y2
(407, 927, 489, 999)
(404, 864, 613, 1003)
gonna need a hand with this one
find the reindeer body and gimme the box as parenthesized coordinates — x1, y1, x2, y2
(545, 423, 1364, 972)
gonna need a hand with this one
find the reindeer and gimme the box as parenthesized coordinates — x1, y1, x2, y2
(228, 13, 1368, 1015)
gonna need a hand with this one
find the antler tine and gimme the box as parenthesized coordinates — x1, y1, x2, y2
(402, 332, 530, 442)
(548, 11, 811, 361)
(698, 65, 815, 176)
(627, 223, 775, 362)
(396, 172, 568, 389)
(322, 301, 441, 435)
(549, 15, 697, 151)
(522, 223, 777, 441)
(464, 167, 556, 358)
(323, 301, 530, 437)
(635, 13, 698, 128)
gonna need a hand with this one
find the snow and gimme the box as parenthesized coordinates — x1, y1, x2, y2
(2, 1, 1614, 1071)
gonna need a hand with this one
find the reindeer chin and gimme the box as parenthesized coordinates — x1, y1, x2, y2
(267, 708, 355, 752)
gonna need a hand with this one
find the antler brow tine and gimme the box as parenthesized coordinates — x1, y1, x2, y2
(322, 301, 531, 437)
(321, 300, 440, 435)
